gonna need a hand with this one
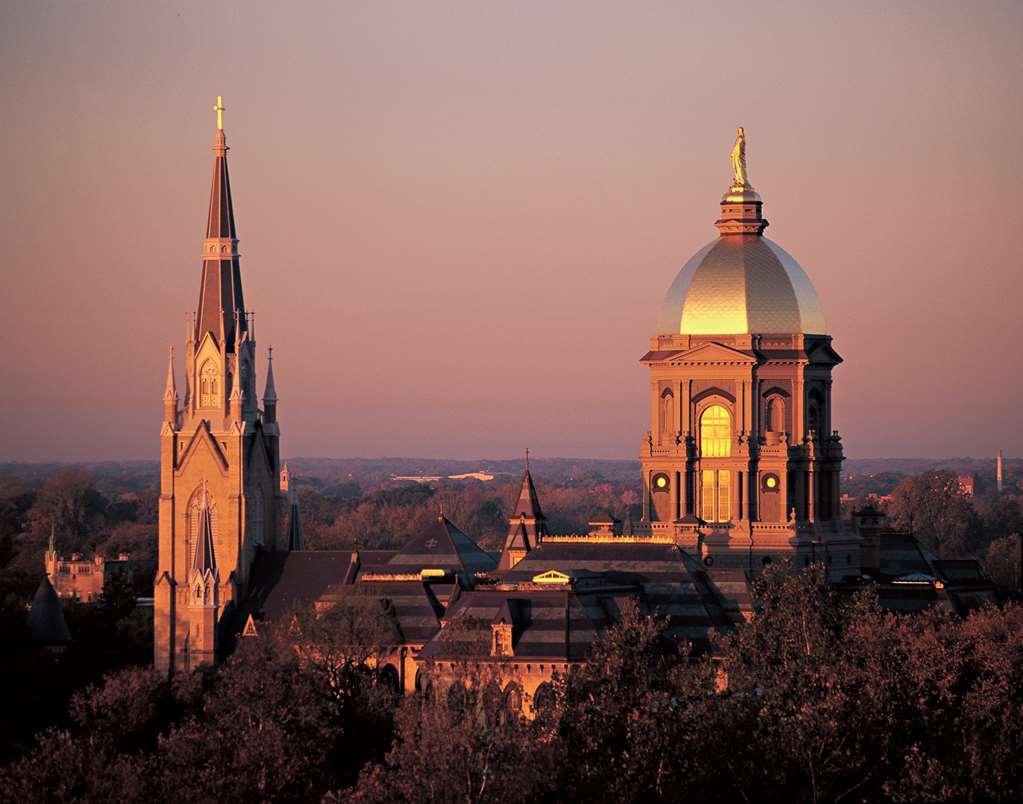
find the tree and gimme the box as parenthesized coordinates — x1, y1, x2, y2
(887, 471, 983, 557)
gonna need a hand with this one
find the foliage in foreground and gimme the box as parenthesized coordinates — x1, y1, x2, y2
(2, 565, 1022, 804)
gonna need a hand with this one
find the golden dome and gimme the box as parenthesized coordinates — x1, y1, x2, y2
(658, 129, 826, 336)
(657, 235, 827, 335)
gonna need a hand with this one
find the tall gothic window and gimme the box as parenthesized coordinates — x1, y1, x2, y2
(186, 490, 217, 570)
(199, 360, 219, 408)
(249, 487, 265, 547)
(701, 469, 731, 523)
(700, 405, 731, 457)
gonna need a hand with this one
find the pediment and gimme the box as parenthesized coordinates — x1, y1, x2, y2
(177, 421, 229, 474)
(664, 342, 758, 365)
(531, 569, 573, 585)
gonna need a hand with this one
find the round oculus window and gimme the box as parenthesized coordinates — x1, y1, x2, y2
(763, 474, 779, 491)
(653, 473, 669, 490)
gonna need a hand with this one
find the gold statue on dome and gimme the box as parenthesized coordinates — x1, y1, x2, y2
(730, 126, 749, 188)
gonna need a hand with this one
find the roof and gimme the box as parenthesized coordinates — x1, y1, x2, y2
(387, 516, 497, 577)
(498, 540, 723, 647)
(27, 576, 71, 645)
(248, 550, 353, 621)
(657, 235, 826, 336)
(195, 127, 246, 350)
(420, 588, 608, 662)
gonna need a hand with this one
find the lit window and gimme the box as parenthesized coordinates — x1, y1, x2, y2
(653, 473, 669, 490)
(700, 405, 731, 457)
(701, 469, 731, 523)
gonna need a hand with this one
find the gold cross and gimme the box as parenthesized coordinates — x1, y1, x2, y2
(213, 96, 225, 130)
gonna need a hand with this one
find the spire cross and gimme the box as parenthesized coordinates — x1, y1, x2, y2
(525, 448, 530, 471)
(213, 96, 225, 131)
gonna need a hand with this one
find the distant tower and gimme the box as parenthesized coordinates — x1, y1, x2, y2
(154, 98, 284, 675)
(997, 449, 1004, 494)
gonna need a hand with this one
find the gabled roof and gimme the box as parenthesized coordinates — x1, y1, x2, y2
(387, 516, 497, 576)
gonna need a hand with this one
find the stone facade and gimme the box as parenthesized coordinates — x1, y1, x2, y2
(154, 113, 284, 675)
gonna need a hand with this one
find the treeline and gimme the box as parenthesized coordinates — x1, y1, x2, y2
(883, 471, 1022, 589)
(2, 564, 1022, 803)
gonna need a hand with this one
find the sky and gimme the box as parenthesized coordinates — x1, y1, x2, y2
(2, 0, 1021, 462)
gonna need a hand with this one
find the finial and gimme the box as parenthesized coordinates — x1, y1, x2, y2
(525, 448, 530, 472)
(214, 96, 225, 131)
(164, 346, 178, 401)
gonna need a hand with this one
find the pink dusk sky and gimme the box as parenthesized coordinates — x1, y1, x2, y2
(2, 1, 1021, 462)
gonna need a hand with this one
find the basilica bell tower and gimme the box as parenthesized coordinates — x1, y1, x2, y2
(154, 98, 284, 674)
(639, 128, 859, 574)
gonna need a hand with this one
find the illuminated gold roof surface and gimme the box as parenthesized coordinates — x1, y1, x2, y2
(657, 235, 827, 336)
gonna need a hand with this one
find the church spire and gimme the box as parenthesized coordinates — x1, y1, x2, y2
(195, 96, 246, 350)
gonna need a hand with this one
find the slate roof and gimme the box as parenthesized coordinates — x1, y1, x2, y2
(387, 516, 497, 577)
(500, 540, 721, 648)
(420, 588, 609, 662)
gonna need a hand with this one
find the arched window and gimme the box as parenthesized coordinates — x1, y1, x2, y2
(379, 664, 400, 692)
(199, 360, 219, 408)
(249, 487, 265, 547)
(700, 405, 731, 457)
(532, 682, 555, 717)
(186, 490, 217, 571)
(660, 389, 675, 437)
(766, 396, 785, 433)
(504, 682, 523, 714)
(807, 404, 819, 433)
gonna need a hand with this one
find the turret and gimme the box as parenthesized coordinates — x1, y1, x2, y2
(263, 346, 278, 424)
(499, 454, 548, 570)
(163, 346, 179, 426)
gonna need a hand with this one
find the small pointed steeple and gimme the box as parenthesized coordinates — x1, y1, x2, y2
(163, 347, 179, 424)
(48, 522, 56, 555)
(229, 360, 244, 420)
(499, 454, 548, 570)
(192, 486, 217, 573)
(164, 347, 177, 401)
(263, 346, 277, 404)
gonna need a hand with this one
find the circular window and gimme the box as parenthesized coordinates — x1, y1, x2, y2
(763, 474, 779, 491)
(703, 555, 714, 567)
(653, 473, 669, 490)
